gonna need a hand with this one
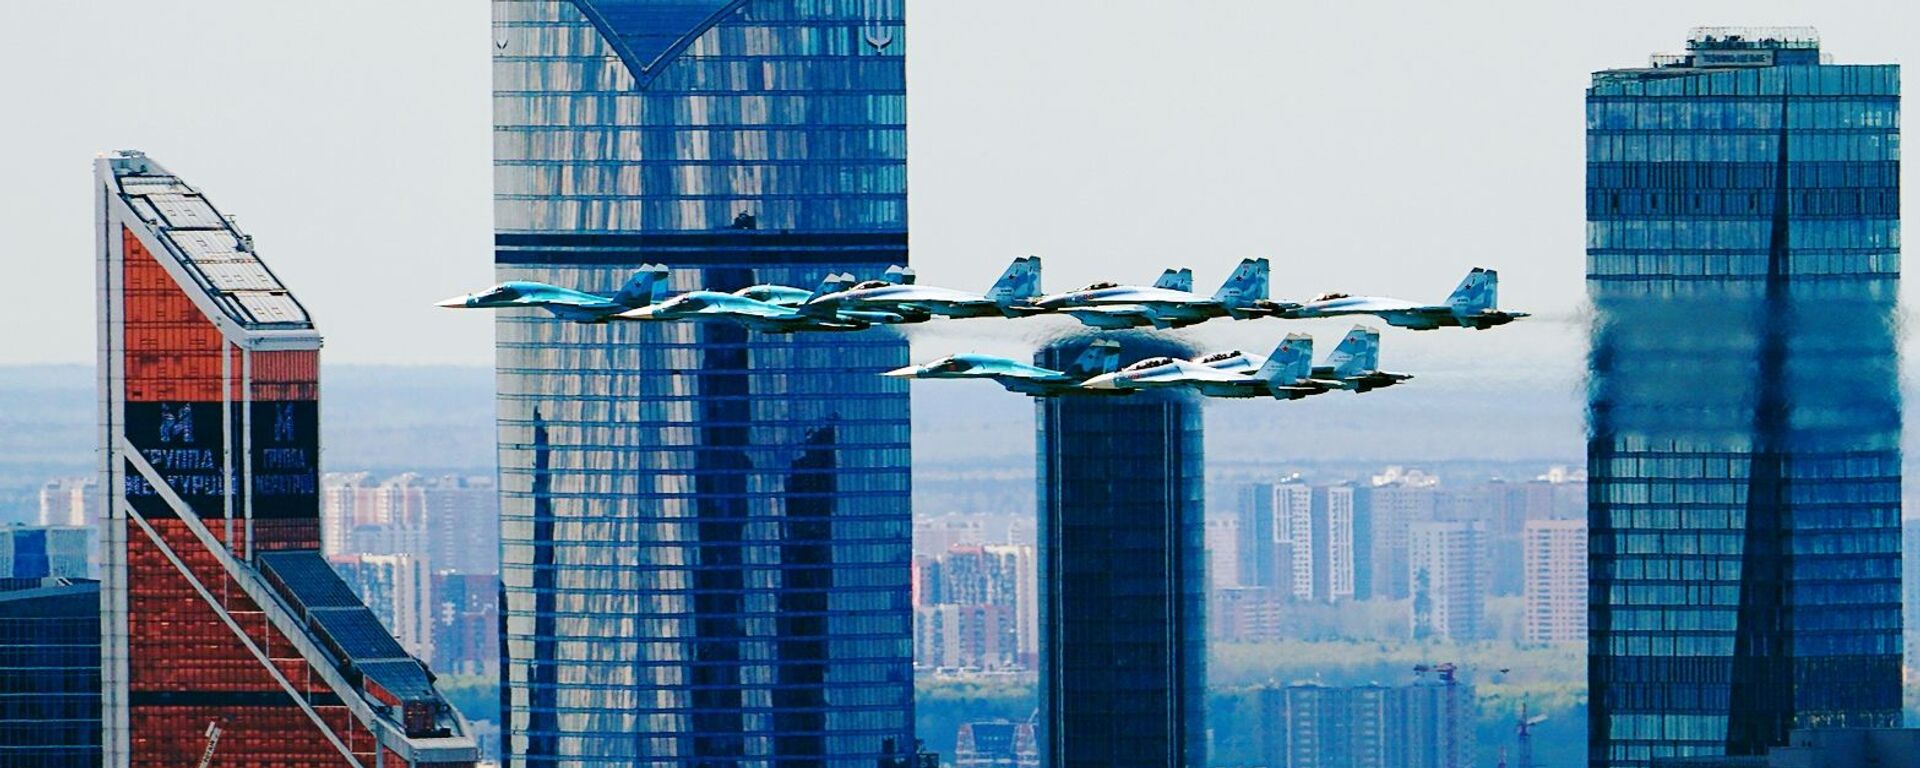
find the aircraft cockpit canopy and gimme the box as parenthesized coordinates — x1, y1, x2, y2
(1198, 351, 1244, 364)
(1312, 292, 1351, 302)
(1120, 357, 1178, 372)
(928, 358, 974, 374)
(479, 285, 523, 303)
(1076, 281, 1119, 292)
(849, 280, 891, 291)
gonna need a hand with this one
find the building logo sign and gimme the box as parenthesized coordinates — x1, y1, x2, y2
(1696, 50, 1774, 67)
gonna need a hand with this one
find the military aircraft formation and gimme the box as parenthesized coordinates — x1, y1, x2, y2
(438, 257, 1526, 400)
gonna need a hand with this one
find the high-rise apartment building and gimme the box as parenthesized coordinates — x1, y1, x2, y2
(1361, 475, 1438, 600)
(1587, 29, 1902, 766)
(0, 525, 90, 579)
(0, 578, 100, 768)
(332, 553, 436, 661)
(1236, 483, 1278, 589)
(96, 151, 476, 766)
(1261, 683, 1391, 768)
(431, 571, 501, 678)
(38, 477, 99, 528)
(1318, 485, 1359, 603)
(492, 1, 912, 764)
(1206, 517, 1243, 590)
(915, 603, 1018, 671)
(1523, 518, 1587, 644)
(1259, 677, 1476, 768)
(1408, 521, 1487, 642)
(1036, 336, 1205, 768)
(1275, 481, 1313, 601)
(323, 473, 500, 576)
(910, 543, 1036, 670)
(418, 475, 499, 575)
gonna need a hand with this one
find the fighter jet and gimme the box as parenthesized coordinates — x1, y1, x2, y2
(804, 256, 1045, 321)
(1031, 258, 1276, 330)
(883, 339, 1122, 397)
(1080, 334, 1323, 399)
(1195, 326, 1412, 394)
(436, 264, 670, 322)
(616, 273, 908, 333)
(1278, 267, 1529, 330)
(735, 267, 912, 307)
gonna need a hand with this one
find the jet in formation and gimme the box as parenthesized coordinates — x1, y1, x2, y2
(1079, 325, 1411, 399)
(619, 272, 918, 333)
(436, 265, 670, 322)
(1278, 267, 1528, 330)
(804, 256, 1045, 321)
(886, 325, 1409, 400)
(883, 339, 1121, 397)
(1031, 258, 1279, 330)
(437, 261, 1527, 335)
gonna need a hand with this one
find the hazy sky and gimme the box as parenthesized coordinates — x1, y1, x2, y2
(2, 1, 1910, 377)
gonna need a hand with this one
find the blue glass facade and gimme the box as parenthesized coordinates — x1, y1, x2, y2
(1035, 336, 1206, 768)
(0, 579, 100, 768)
(492, 1, 912, 765)
(1586, 31, 1902, 768)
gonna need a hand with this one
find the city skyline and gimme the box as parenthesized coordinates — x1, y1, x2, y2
(1, 6, 1917, 768)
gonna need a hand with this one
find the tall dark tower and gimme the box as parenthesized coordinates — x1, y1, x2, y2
(1035, 335, 1206, 768)
(491, 1, 913, 765)
(1586, 28, 1902, 767)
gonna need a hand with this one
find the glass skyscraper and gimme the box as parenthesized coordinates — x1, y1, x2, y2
(1586, 29, 1902, 767)
(0, 578, 100, 768)
(492, 1, 912, 765)
(1035, 336, 1205, 768)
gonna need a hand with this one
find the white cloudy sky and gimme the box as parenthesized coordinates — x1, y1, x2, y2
(0, 1, 1910, 382)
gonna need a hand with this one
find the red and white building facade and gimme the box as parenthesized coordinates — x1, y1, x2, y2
(97, 150, 477, 767)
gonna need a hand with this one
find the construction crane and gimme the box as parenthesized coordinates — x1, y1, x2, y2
(195, 720, 222, 768)
(1515, 701, 1549, 768)
(1412, 663, 1467, 768)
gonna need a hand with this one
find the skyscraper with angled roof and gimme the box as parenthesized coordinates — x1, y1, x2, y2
(491, 1, 913, 764)
(96, 150, 477, 767)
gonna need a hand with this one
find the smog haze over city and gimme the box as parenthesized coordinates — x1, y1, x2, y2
(1, 2, 1917, 768)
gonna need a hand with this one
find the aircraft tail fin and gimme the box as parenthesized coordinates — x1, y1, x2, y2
(613, 264, 672, 308)
(885, 265, 917, 285)
(986, 256, 1044, 305)
(801, 272, 858, 315)
(1446, 267, 1497, 313)
(1066, 339, 1123, 378)
(1254, 334, 1315, 386)
(1152, 268, 1195, 292)
(1324, 325, 1381, 378)
(1211, 257, 1269, 306)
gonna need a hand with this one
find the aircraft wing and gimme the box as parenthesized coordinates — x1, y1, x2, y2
(1127, 362, 1248, 387)
(1193, 380, 1325, 399)
(1064, 306, 1160, 329)
(711, 301, 803, 320)
(1065, 305, 1210, 330)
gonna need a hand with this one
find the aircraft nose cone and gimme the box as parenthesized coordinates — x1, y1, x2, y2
(882, 366, 921, 378)
(1080, 373, 1122, 390)
(622, 306, 660, 320)
(436, 295, 472, 308)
